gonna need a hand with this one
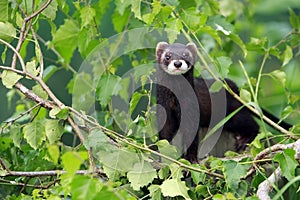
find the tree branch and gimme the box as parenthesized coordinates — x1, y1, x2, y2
(256, 139, 300, 199)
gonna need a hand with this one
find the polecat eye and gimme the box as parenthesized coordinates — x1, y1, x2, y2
(165, 55, 171, 60)
(182, 53, 189, 59)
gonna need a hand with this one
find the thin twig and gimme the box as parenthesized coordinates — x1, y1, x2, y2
(0, 39, 26, 71)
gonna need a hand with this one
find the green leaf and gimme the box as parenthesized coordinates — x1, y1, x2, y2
(281, 45, 293, 66)
(0, 22, 16, 42)
(156, 140, 180, 163)
(51, 19, 79, 63)
(216, 56, 232, 78)
(0, 137, 12, 151)
(191, 165, 206, 185)
(49, 106, 69, 120)
(32, 84, 48, 100)
(62, 151, 88, 174)
(274, 148, 298, 181)
(163, 0, 179, 7)
(223, 160, 248, 189)
(289, 8, 300, 30)
(229, 33, 247, 57)
(114, 0, 131, 15)
(71, 175, 99, 200)
(80, 7, 96, 28)
(23, 120, 46, 150)
(127, 161, 157, 190)
(131, 0, 141, 20)
(160, 179, 191, 200)
(130, 92, 144, 115)
(45, 119, 64, 144)
(96, 74, 121, 107)
(0, 0, 8, 21)
(78, 28, 93, 58)
(148, 185, 162, 200)
(240, 89, 251, 103)
(269, 70, 286, 86)
(142, 1, 161, 24)
(93, 187, 120, 200)
(166, 18, 183, 43)
(1, 70, 22, 89)
(209, 80, 223, 92)
(98, 148, 140, 173)
(112, 9, 130, 32)
(26, 60, 39, 76)
(10, 124, 21, 148)
(47, 144, 60, 165)
(40, 0, 58, 20)
(43, 65, 58, 82)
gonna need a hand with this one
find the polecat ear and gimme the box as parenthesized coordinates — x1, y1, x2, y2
(186, 42, 198, 64)
(156, 42, 168, 61)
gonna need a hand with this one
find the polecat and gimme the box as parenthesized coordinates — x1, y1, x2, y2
(155, 42, 291, 163)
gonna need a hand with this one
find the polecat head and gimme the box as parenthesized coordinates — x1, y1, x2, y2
(156, 42, 197, 75)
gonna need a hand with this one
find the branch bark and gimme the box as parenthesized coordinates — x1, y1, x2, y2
(256, 139, 300, 199)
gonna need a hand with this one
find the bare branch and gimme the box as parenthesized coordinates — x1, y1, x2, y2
(4, 169, 105, 177)
(257, 167, 282, 200)
(12, 0, 53, 69)
(256, 139, 300, 199)
(0, 39, 26, 71)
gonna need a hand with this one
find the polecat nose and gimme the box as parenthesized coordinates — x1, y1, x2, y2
(174, 61, 182, 68)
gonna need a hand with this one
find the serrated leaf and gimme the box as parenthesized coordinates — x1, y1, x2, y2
(270, 70, 286, 86)
(148, 184, 162, 200)
(71, 175, 99, 200)
(114, 0, 131, 15)
(142, 1, 161, 24)
(127, 161, 157, 190)
(40, 0, 58, 20)
(98, 148, 139, 173)
(1, 70, 22, 89)
(274, 149, 298, 181)
(223, 160, 248, 189)
(156, 140, 180, 163)
(49, 107, 69, 120)
(62, 151, 88, 174)
(45, 119, 64, 144)
(96, 74, 121, 107)
(131, 0, 141, 20)
(281, 45, 293, 66)
(166, 18, 183, 43)
(0, 22, 16, 42)
(80, 7, 96, 27)
(47, 144, 60, 165)
(216, 56, 232, 78)
(51, 19, 79, 63)
(26, 60, 39, 76)
(181, 9, 202, 31)
(209, 80, 223, 92)
(160, 179, 191, 200)
(240, 89, 251, 103)
(23, 120, 46, 149)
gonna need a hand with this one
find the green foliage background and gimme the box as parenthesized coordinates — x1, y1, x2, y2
(0, 0, 300, 199)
